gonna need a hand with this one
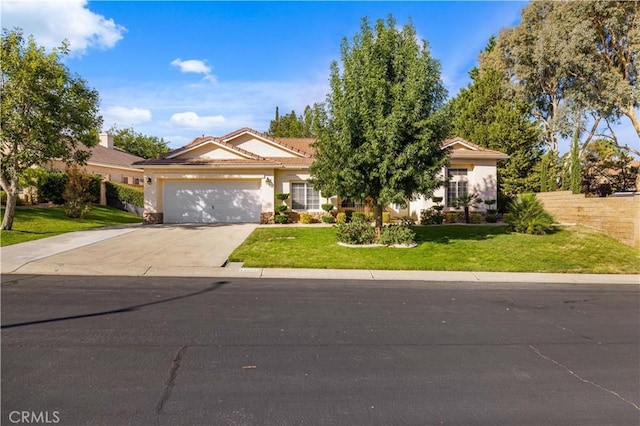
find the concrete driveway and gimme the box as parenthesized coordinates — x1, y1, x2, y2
(1, 224, 257, 277)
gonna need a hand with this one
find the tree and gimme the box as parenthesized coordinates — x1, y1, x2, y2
(487, 1, 639, 156)
(266, 103, 326, 138)
(582, 139, 638, 195)
(310, 16, 449, 234)
(1, 28, 101, 230)
(448, 38, 543, 196)
(109, 126, 170, 159)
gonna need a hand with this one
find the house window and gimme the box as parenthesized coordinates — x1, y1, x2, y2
(134, 178, 141, 185)
(122, 176, 129, 184)
(447, 168, 468, 207)
(291, 182, 319, 210)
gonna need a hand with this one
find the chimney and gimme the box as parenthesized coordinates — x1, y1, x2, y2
(99, 133, 114, 149)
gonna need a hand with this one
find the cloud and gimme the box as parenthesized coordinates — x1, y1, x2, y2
(102, 106, 152, 128)
(1, 0, 126, 56)
(169, 112, 226, 129)
(171, 58, 217, 82)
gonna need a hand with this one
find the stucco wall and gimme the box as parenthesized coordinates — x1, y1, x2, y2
(536, 191, 640, 248)
(47, 160, 143, 185)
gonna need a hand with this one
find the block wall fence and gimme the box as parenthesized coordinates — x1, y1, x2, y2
(535, 191, 640, 249)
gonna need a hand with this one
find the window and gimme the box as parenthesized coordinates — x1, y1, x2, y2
(446, 168, 468, 207)
(134, 178, 141, 185)
(291, 182, 319, 210)
(122, 176, 129, 184)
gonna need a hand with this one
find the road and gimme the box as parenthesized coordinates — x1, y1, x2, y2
(2, 275, 639, 425)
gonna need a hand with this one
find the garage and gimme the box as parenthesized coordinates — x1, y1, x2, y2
(163, 180, 261, 223)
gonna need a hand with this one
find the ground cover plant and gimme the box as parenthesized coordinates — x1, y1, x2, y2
(0, 205, 142, 246)
(229, 225, 640, 274)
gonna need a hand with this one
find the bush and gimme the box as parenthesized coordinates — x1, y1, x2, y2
(274, 214, 289, 224)
(321, 203, 334, 212)
(420, 208, 443, 225)
(506, 193, 555, 235)
(352, 212, 367, 223)
(444, 212, 460, 223)
(322, 215, 336, 224)
(106, 182, 143, 207)
(336, 212, 347, 224)
(63, 166, 93, 218)
(275, 193, 290, 201)
(343, 209, 354, 221)
(469, 213, 484, 224)
(382, 212, 390, 223)
(485, 213, 498, 223)
(366, 212, 374, 222)
(378, 224, 416, 246)
(299, 213, 314, 224)
(39, 171, 68, 204)
(336, 221, 376, 245)
(274, 204, 288, 214)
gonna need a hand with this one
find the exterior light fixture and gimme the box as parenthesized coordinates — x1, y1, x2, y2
(146, 177, 152, 184)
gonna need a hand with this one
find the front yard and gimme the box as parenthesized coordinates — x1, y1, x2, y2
(0, 205, 142, 246)
(229, 225, 640, 274)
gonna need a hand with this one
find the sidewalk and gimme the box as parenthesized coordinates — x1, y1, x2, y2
(1, 227, 638, 284)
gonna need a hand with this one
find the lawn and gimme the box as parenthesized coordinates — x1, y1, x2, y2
(229, 225, 640, 274)
(1, 205, 142, 246)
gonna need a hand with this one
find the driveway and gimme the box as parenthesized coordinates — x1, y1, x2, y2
(1, 224, 257, 276)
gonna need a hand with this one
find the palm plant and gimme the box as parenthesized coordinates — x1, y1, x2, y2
(453, 193, 482, 224)
(506, 194, 555, 235)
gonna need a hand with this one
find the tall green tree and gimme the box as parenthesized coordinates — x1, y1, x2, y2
(266, 103, 325, 138)
(1, 29, 102, 230)
(109, 126, 170, 159)
(448, 38, 543, 195)
(310, 16, 449, 233)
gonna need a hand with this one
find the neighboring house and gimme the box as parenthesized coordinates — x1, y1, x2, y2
(45, 133, 145, 185)
(134, 128, 508, 224)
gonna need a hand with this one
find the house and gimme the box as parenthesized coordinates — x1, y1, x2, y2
(45, 133, 144, 185)
(134, 128, 508, 224)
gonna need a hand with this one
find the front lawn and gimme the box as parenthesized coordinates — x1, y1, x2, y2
(229, 225, 640, 274)
(1, 205, 142, 246)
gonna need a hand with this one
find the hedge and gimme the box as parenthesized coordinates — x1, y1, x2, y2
(105, 182, 144, 207)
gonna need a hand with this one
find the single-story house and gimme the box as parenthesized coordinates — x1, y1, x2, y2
(134, 128, 508, 224)
(45, 133, 144, 185)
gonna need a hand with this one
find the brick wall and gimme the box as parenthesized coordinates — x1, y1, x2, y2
(536, 191, 640, 248)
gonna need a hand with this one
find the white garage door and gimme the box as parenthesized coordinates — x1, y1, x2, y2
(163, 180, 261, 223)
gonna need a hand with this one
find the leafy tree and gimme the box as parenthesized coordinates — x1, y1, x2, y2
(310, 16, 449, 234)
(109, 126, 169, 159)
(448, 38, 543, 195)
(1, 28, 101, 230)
(267, 104, 326, 138)
(487, 1, 639, 156)
(582, 139, 638, 195)
(63, 165, 93, 218)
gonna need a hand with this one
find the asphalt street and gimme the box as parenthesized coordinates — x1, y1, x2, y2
(1, 275, 639, 425)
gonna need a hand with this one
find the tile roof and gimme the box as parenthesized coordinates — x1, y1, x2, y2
(88, 144, 145, 168)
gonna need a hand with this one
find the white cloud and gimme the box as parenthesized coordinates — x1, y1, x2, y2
(102, 106, 152, 128)
(169, 112, 226, 129)
(1, 0, 125, 56)
(171, 58, 216, 82)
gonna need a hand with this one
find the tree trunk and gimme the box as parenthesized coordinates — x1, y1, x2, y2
(1, 180, 19, 230)
(464, 207, 470, 224)
(373, 203, 383, 238)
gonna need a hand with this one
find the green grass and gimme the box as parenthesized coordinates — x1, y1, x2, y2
(229, 225, 640, 274)
(1, 205, 142, 246)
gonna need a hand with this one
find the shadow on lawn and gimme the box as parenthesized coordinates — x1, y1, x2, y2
(413, 225, 508, 245)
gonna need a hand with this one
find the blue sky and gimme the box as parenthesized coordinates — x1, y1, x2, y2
(3, 1, 637, 152)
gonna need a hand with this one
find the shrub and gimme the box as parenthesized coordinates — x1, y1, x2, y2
(274, 214, 289, 224)
(336, 221, 376, 245)
(485, 213, 498, 223)
(39, 171, 68, 204)
(420, 208, 443, 225)
(275, 193, 290, 201)
(432, 196, 444, 204)
(506, 193, 555, 235)
(366, 212, 374, 222)
(352, 212, 367, 223)
(322, 215, 336, 224)
(378, 224, 416, 246)
(400, 216, 416, 226)
(321, 203, 334, 212)
(343, 209, 354, 221)
(299, 213, 314, 224)
(106, 182, 143, 207)
(63, 165, 93, 218)
(274, 204, 288, 214)
(444, 212, 460, 223)
(469, 213, 484, 224)
(336, 212, 347, 224)
(382, 212, 390, 223)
